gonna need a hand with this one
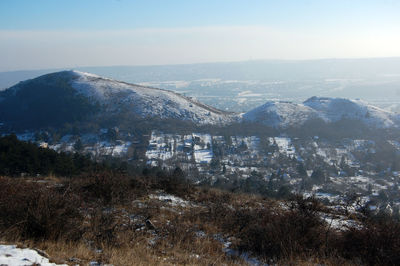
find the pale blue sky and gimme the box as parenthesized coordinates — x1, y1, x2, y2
(0, 0, 399, 71)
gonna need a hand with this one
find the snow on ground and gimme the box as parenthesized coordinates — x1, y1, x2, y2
(316, 148, 327, 159)
(231, 136, 260, 155)
(111, 141, 131, 156)
(182, 134, 193, 160)
(48, 137, 131, 157)
(389, 140, 400, 150)
(270, 137, 296, 156)
(0, 245, 66, 266)
(314, 192, 341, 203)
(149, 193, 191, 207)
(146, 131, 192, 165)
(146, 132, 215, 165)
(243, 96, 399, 128)
(84, 141, 131, 157)
(316, 146, 345, 165)
(243, 100, 317, 128)
(69, 70, 234, 125)
(320, 214, 359, 231)
(304, 97, 398, 128)
(146, 131, 175, 161)
(212, 234, 267, 266)
(336, 148, 348, 157)
(193, 133, 213, 164)
(49, 143, 74, 153)
(212, 135, 225, 143)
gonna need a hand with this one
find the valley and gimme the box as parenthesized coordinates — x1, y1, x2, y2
(1, 70, 399, 218)
(13, 127, 400, 219)
(3, 1, 400, 264)
(2, 69, 400, 265)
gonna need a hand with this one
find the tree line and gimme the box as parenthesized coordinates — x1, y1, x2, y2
(0, 134, 99, 176)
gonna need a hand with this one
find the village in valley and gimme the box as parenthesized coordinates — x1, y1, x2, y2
(14, 127, 400, 219)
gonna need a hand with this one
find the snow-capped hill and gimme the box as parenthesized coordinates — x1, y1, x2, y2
(68, 70, 234, 124)
(2, 71, 398, 131)
(304, 96, 399, 128)
(243, 101, 318, 128)
(244, 97, 400, 128)
(69, 70, 135, 100)
(0, 71, 235, 129)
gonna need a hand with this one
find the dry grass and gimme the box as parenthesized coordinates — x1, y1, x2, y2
(0, 174, 246, 265)
(275, 256, 356, 266)
(1, 173, 400, 265)
(3, 234, 243, 266)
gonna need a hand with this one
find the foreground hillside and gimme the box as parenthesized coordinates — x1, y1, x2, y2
(1, 138, 400, 265)
(2, 172, 400, 265)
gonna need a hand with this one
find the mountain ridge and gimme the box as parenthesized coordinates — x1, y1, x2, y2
(0, 70, 236, 130)
(243, 96, 400, 129)
(0, 70, 398, 131)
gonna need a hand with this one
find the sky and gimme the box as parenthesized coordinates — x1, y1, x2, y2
(0, 0, 400, 71)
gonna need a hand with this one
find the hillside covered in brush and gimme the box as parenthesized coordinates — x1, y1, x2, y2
(1, 137, 400, 265)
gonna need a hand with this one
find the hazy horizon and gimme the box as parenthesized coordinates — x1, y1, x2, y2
(1, 56, 400, 73)
(1, 0, 400, 71)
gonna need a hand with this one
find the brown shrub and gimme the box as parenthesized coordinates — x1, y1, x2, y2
(337, 218, 400, 265)
(0, 177, 82, 241)
(67, 171, 133, 205)
(198, 194, 328, 261)
(151, 167, 195, 199)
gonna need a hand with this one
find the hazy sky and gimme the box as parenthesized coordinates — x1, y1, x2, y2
(1, 0, 400, 71)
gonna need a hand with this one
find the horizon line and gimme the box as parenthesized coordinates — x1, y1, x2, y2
(2, 56, 400, 73)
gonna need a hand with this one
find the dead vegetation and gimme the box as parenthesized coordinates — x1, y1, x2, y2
(1, 171, 400, 265)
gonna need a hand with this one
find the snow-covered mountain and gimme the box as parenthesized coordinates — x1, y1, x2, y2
(0, 71, 235, 129)
(303, 96, 399, 128)
(244, 96, 400, 128)
(242, 101, 318, 128)
(1, 70, 398, 131)
(70, 71, 235, 124)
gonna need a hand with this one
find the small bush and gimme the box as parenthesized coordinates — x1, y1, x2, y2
(67, 171, 133, 205)
(143, 167, 194, 198)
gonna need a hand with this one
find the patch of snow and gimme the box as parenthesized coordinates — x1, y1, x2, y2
(321, 214, 359, 231)
(214, 234, 267, 266)
(0, 245, 67, 266)
(193, 133, 213, 164)
(270, 137, 296, 156)
(146, 131, 181, 162)
(149, 194, 191, 207)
